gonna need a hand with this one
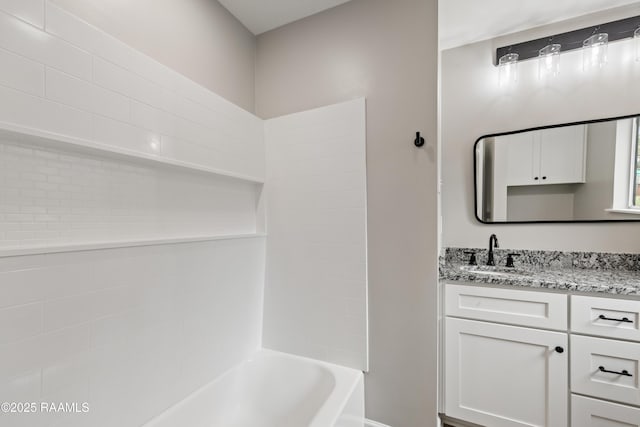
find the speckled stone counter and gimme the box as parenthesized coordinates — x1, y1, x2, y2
(440, 247, 640, 297)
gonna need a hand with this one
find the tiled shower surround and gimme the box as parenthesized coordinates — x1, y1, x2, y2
(0, 139, 258, 249)
(0, 2, 267, 427)
(0, 2, 369, 427)
(0, 237, 266, 427)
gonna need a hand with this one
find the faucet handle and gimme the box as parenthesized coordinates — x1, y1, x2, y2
(506, 253, 521, 268)
(464, 251, 477, 266)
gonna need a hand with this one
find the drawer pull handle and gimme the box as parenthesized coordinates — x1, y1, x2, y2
(598, 314, 633, 323)
(599, 366, 633, 377)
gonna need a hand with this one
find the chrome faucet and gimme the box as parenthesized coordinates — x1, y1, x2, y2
(487, 234, 499, 266)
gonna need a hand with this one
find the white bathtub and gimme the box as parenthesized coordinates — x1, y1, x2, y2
(143, 350, 365, 427)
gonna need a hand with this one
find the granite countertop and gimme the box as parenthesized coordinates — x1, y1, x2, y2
(441, 248, 640, 297)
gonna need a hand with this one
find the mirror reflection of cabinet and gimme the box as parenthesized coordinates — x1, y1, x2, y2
(505, 125, 587, 186)
(475, 115, 640, 222)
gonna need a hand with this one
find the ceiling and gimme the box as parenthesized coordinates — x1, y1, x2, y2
(220, 0, 640, 46)
(218, 0, 353, 35)
(440, 0, 640, 50)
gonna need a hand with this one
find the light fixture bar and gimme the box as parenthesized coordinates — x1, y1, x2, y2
(495, 15, 640, 66)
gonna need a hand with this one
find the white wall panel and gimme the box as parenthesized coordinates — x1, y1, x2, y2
(91, 115, 160, 155)
(92, 57, 164, 109)
(0, 237, 265, 427)
(0, 3, 265, 181)
(0, 302, 42, 345)
(0, 10, 90, 79)
(45, 68, 131, 123)
(0, 0, 44, 28)
(263, 98, 368, 371)
(130, 100, 175, 137)
(0, 85, 93, 141)
(0, 48, 45, 96)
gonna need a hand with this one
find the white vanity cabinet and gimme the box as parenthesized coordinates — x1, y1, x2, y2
(443, 284, 640, 427)
(506, 125, 587, 186)
(444, 284, 569, 427)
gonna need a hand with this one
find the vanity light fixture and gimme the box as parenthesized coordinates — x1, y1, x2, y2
(582, 33, 608, 71)
(495, 15, 640, 72)
(538, 43, 561, 79)
(498, 52, 518, 86)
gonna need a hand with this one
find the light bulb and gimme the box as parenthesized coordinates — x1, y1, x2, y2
(538, 44, 561, 79)
(498, 53, 519, 86)
(583, 33, 608, 71)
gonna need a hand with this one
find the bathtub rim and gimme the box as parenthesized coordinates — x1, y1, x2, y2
(141, 348, 364, 427)
(258, 349, 364, 427)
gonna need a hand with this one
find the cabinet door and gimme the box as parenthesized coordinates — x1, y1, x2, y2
(539, 125, 586, 184)
(445, 318, 568, 427)
(506, 132, 538, 186)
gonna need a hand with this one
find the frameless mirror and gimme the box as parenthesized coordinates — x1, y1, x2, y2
(475, 115, 640, 223)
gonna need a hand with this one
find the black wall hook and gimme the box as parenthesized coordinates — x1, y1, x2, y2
(414, 132, 425, 147)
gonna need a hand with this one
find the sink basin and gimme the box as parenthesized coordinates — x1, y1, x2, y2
(459, 265, 533, 277)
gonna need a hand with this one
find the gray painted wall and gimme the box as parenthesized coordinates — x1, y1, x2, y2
(50, 0, 256, 112)
(573, 122, 617, 219)
(255, 1, 439, 426)
(442, 5, 640, 253)
(507, 185, 576, 221)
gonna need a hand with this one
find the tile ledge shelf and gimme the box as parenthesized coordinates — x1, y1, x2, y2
(0, 121, 265, 184)
(0, 233, 267, 258)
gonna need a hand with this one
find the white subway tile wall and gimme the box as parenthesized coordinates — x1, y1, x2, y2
(0, 1, 265, 181)
(0, 0, 44, 28)
(0, 48, 45, 96)
(0, 3, 268, 427)
(0, 138, 259, 249)
(0, 237, 266, 427)
(263, 98, 368, 371)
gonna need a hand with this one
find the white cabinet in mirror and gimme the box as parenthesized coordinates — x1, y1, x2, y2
(475, 114, 640, 223)
(505, 125, 586, 186)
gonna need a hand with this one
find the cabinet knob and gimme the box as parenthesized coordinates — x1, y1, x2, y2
(542, 176, 547, 180)
(554, 346, 564, 353)
(534, 177, 539, 180)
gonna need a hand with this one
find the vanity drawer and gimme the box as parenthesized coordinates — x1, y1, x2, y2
(571, 295, 640, 341)
(571, 335, 640, 406)
(572, 395, 640, 427)
(445, 284, 567, 330)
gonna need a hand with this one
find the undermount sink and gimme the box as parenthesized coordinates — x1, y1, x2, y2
(459, 265, 533, 277)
